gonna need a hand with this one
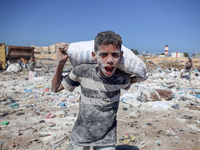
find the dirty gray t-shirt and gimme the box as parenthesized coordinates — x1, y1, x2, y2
(28, 60, 36, 71)
(61, 64, 131, 146)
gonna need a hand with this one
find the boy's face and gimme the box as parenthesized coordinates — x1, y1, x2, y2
(92, 44, 123, 77)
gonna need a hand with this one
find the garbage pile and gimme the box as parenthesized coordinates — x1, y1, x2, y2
(0, 59, 200, 150)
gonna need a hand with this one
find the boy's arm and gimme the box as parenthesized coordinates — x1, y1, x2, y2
(51, 42, 69, 93)
(124, 76, 137, 90)
(51, 63, 65, 93)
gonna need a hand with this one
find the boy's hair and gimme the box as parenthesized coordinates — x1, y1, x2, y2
(94, 31, 122, 52)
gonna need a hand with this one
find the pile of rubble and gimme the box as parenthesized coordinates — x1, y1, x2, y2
(0, 59, 200, 150)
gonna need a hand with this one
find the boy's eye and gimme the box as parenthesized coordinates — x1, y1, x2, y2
(99, 53, 108, 58)
(112, 53, 120, 58)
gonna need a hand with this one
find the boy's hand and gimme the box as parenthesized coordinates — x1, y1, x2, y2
(56, 42, 69, 65)
(130, 76, 137, 85)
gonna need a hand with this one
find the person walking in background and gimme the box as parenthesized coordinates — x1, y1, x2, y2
(28, 56, 36, 71)
(17, 58, 23, 70)
(21, 58, 28, 74)
(28, 56, 36, 80)
(181, 57, 193, 81)
(185, 57, 193, 72)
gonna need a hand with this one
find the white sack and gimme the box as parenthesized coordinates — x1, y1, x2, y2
(67, 40, 148, 81)
(29, 71, 37, 80)
(6, 63, 22, 72)
(32, 76, 46, 82)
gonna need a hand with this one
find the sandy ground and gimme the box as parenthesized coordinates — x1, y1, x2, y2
(141, 56, 200, 67)
(34, 54, 200, 67)
(0, 58, 200, 150)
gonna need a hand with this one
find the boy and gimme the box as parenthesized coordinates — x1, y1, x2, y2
(28, 56, 36, 71)
(51, 31, 140, 150)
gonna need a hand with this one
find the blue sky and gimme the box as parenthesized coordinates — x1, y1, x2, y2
(0, 0, 199, 56)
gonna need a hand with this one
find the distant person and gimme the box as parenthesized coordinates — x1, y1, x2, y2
(28, 56, 36, 71)
(181, 57, 193, 81)
(21, 58, 28, 73)
(185, 57, 193, 72)
(28, 56, 36, 80)
(18, 58, 23, 70)
(21, 58, 27, 68)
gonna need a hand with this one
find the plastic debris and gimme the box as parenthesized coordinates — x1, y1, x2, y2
(9, 103, 19, 108)
(61, 102, 66, 108)
(2, 121, 10, 126)
(39, 120, 45, 123)
(146, 123, 156, 129)
(129, 110, 141, 118)
(172, 105, 179, 109)
(39, 133, 51, 137)
(1, 56, 200, 150)
(51, 135, 69, 149)
(16, 112, 25, 116)
(123, 107, 128, 111)
(152, 101, 169, 109)
(24, 89, 33, 93)
(48, 122, 56, 127)
(119, 134, 135, 144)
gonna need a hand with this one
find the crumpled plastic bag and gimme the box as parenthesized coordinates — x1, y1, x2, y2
(6, 63, 22, 72)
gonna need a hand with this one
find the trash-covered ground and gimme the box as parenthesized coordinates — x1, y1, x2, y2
(0, 59, 200, 150)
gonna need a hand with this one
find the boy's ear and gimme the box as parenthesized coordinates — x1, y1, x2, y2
(120, 51, 123, 61)
(92, 52, 96, 62)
